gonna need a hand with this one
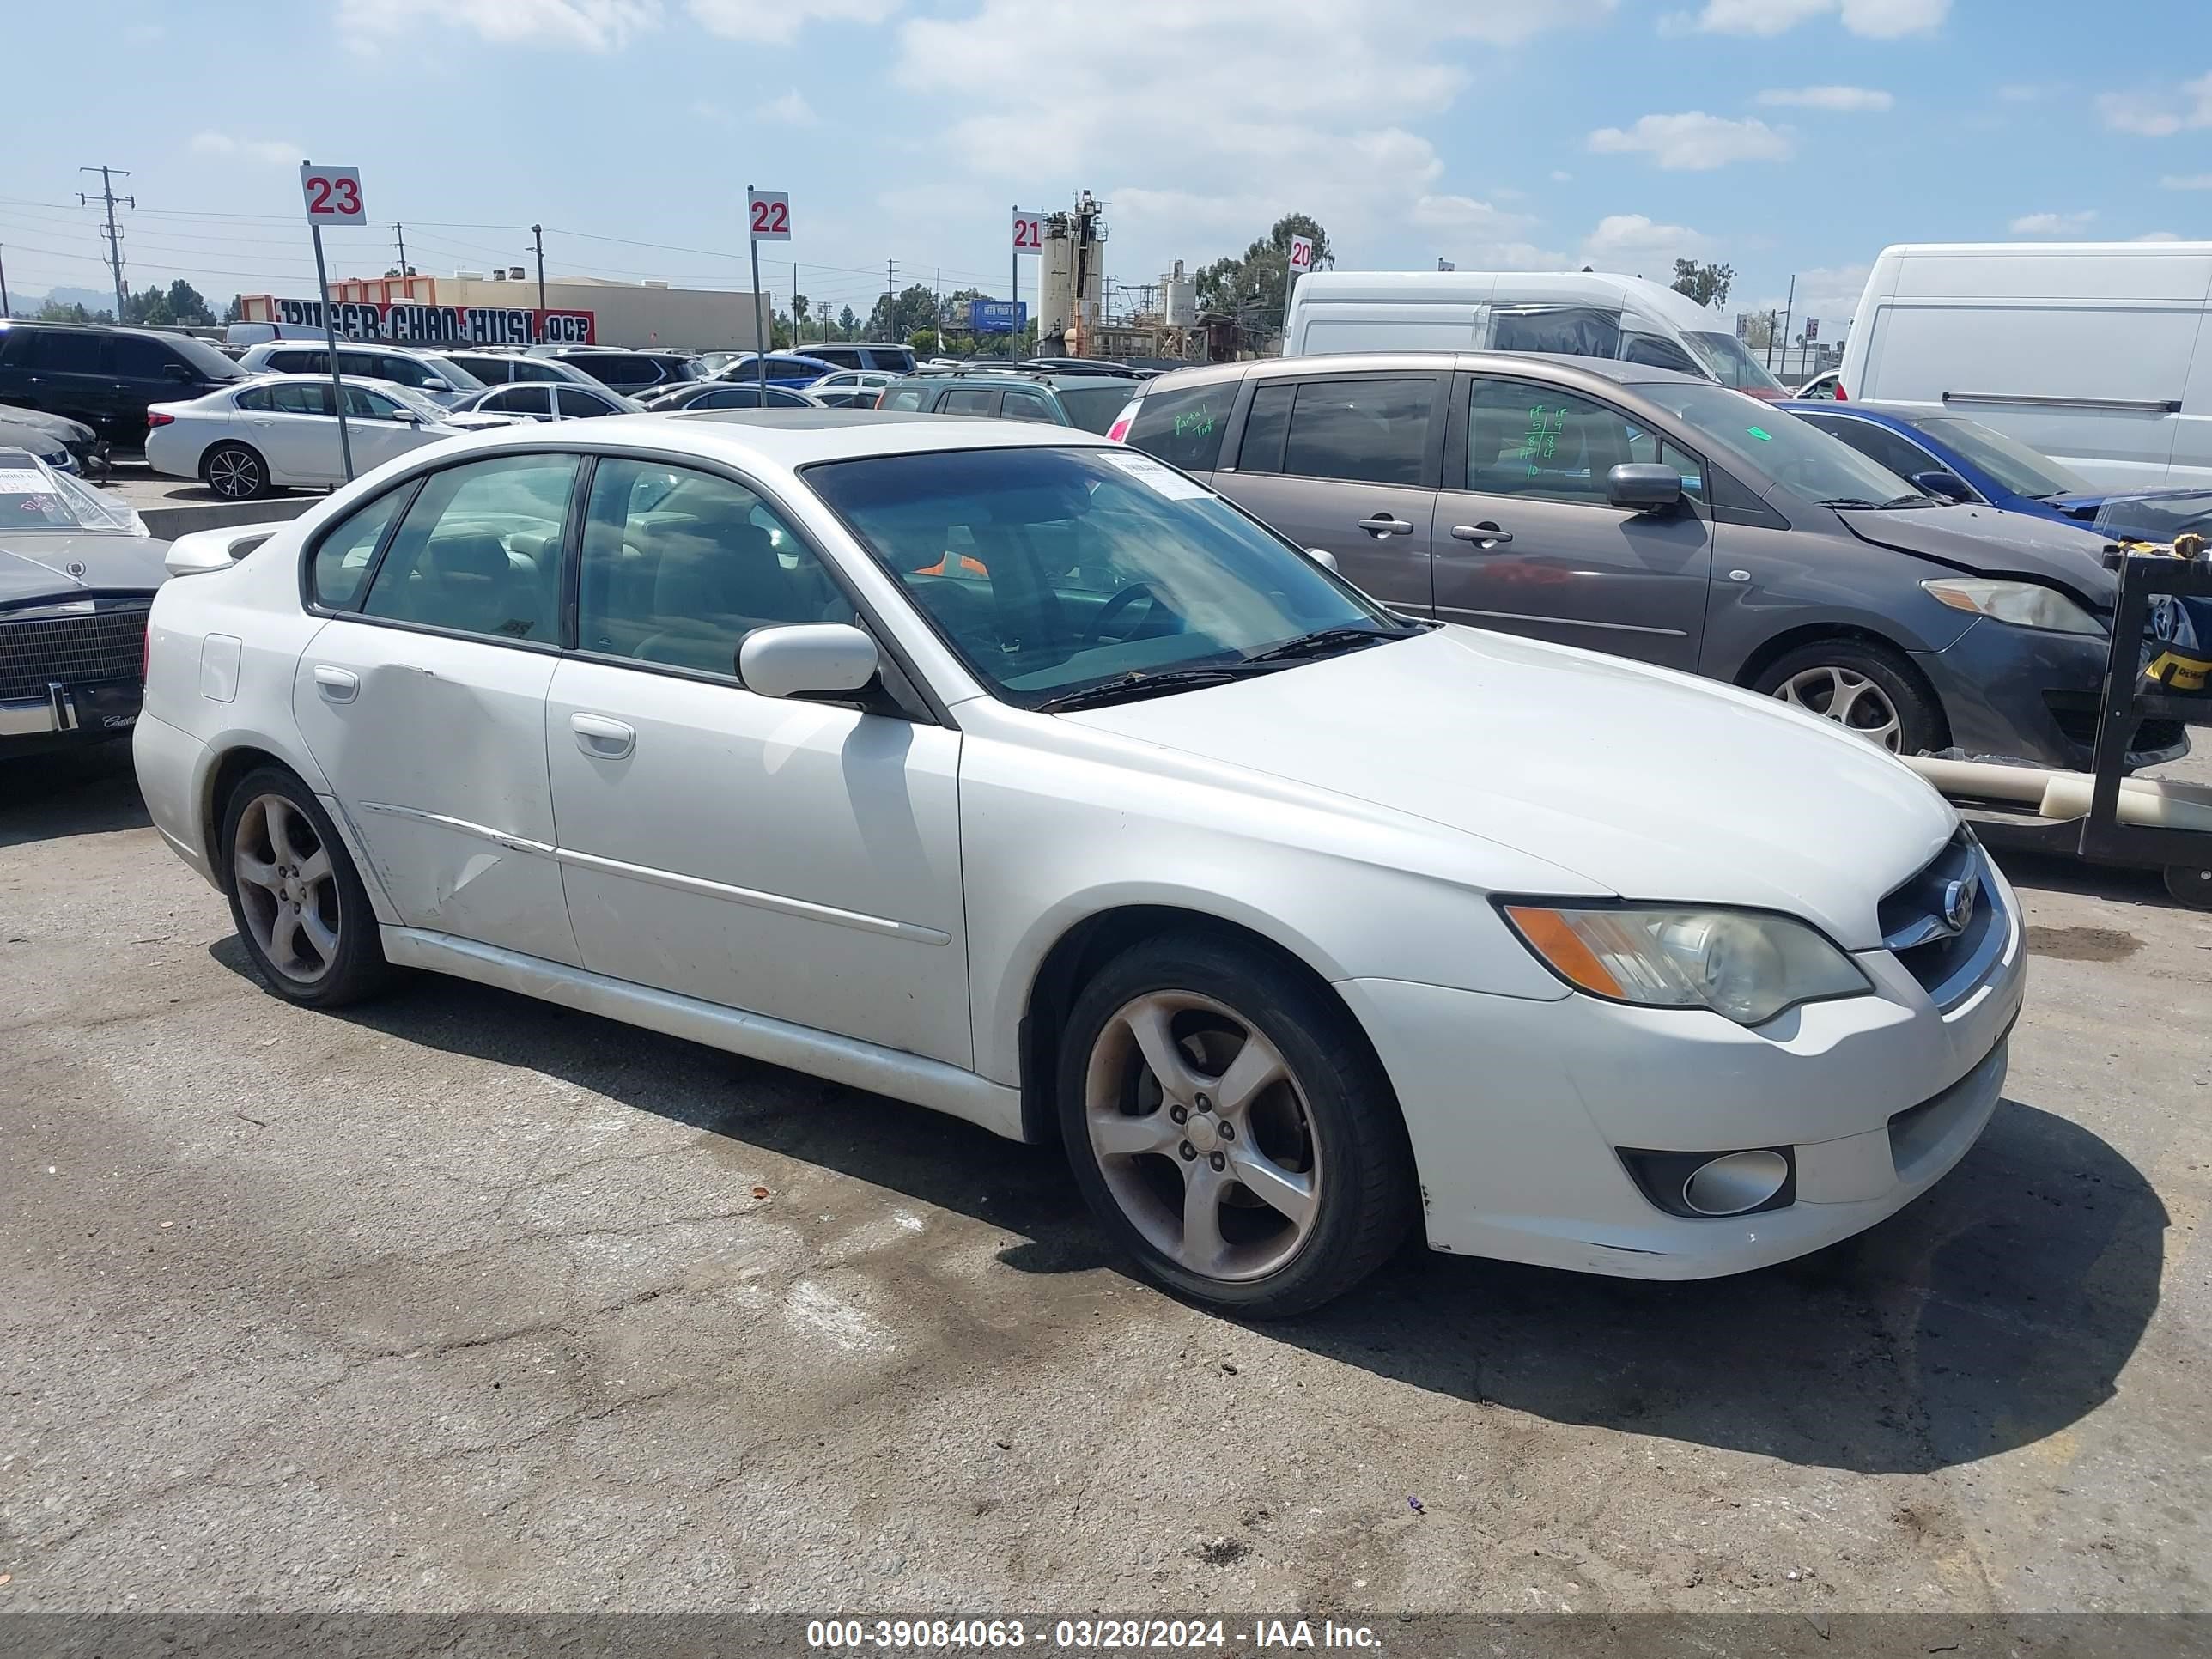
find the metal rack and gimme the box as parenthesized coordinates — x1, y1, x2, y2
(1955, 550, 2212, 908)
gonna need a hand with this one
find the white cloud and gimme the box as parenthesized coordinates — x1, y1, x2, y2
(189, 132, 302, 167)
(1996, 83, 2044, 103)
(689, 0, 899, 41)
(2098, 70, 2212, 137)
(2135, 230, 2183, 242)
(762, 88, 821, 125)
(1691, 0, 1945, 35)
(2008, 210, 2099, 234)
(2162, 173, 2212, 190)
(1755, 84, 1893, 112)
(1587, 112, 1793, 169)
(1550, 169, 1575, 182)
(339, 0, 661, 51)
(891, 0, 1616, 274)
(1580, 214, 1708, 273)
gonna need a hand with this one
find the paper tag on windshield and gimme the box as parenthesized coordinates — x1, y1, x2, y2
(1098, 450, 1210, 500)
(0, 470, 53, 495)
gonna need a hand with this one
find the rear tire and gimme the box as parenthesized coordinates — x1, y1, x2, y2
(1056, 932, 1417, 1316)
(202, 441, 270, 501)
(2166, 864, 2212, 910)
(220, 766, 394, 1007)
(1751, 638, 1945, 756)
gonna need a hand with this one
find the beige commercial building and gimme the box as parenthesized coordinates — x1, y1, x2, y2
(245, 271, 767, 350)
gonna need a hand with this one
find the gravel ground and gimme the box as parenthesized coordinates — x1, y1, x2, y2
(1, 744, 2206, 1615)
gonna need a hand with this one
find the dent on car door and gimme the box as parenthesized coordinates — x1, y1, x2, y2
(1209, 374, 1443, 611)
(291, 452, 583, 965)
(544, 456, 971, 1066)
(1430, 374, 1713, 672)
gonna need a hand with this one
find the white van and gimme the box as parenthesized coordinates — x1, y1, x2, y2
(1281, 270, 1786, 397)
(1837, 241, 2212, 489)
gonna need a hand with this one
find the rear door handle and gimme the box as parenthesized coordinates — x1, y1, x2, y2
(571, 712, 635, 758)
(1450, 523, 1514, 547)
(1358, 514, 1414, 537)
(313, 665, 359, 702)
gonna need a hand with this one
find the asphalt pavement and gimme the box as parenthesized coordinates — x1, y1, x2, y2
(1, 744, 2206, 1613)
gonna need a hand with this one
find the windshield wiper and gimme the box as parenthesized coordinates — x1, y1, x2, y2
(1240, 623, 1407, 665)
(1818, 497, 1883, 509)
(1035, 664, 1265, 713)
(1876, 493, 1945, 508)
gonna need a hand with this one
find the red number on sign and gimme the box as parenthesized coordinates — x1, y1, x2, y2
(750, 199, 788, 235)
(1014, 220, 1034, 249)
(332, 177, 360, 215)
(306, 176, 331, 213)
(750, 199, 769, 233)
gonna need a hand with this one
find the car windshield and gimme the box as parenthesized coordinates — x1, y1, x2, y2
(2090, 490, 2212, 544)
(1637, 381, 1918, 506)
(805, 445, 1407, 708)
(1915, 416, 2089, 498)
(1056, 383, 1141, 434)
(382, 384, 454, 422)
(0, 453, 140, 532)
(1682, 331, 1786, 394)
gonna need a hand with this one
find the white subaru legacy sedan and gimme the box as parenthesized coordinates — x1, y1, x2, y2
(134, 412, 2024, 1315)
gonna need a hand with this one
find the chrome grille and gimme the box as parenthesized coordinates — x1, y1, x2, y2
(1879, 833, 2008, 1010)
(0, 602, 151, 702)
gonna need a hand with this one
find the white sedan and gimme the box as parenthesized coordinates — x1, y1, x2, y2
(143, 374, 514, 500)
(133, 414, 2023, 1315)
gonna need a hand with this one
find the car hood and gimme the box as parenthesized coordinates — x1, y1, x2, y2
(1060, 626, 1954, 950)
(0, 405, 94, 444)
(1832, 502, 2118, 599)
(0, 533, 170, 606)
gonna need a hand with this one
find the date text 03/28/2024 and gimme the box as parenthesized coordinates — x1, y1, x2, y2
(805, 1620, 1382, 1650)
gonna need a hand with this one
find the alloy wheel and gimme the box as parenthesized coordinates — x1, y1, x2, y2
(1775, 665, 1903, 751)
(1083, 990, 1322, 1282)
(233, 794, 341, 985)
(208, 447, 261, 501)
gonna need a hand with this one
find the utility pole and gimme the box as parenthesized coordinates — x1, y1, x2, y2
(885, 259, 894, 337)
(1776, 274, 1796, 376)
(0, 245, 9, 318)
(394, 222, 410, 280)
(77, 165, 134, 321)
(793, 261, 800, 345)
(530, 224, 547, 313)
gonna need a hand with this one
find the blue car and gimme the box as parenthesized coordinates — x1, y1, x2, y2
(1783, 398, 2208, 534)
(709, 353, 839, 390)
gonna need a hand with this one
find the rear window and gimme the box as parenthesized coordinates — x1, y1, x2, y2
(1122, 380, 1233, 469)
(1056, 383, 1140, 435)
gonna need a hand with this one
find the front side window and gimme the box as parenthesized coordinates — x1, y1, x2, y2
(577, 459, 854, 676)
(555, 386, 609, 417)
(111, 336, 180, 380)
(1242, 377, 1435, 487)
(1492, 304, 1622, 361)
(310, 486, 410, 609)
(368, 354, 434, 388)
(1465, 379, 1703, 504)
(1621, 332, 1699, 374)
(359, 453, 577, 641)
(512, 361, 559, 382)
(696, 386, 763, 410)
(494, 386, 552, 416)
(806, 446, 1401, 708)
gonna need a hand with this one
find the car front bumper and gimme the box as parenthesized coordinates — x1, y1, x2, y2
(1336, 865, 2026, 1279)
(1913, 616, 2190, 769)
(0, 678, 143, 755)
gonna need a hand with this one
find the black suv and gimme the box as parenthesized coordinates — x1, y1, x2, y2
(527, 347, 702, 392)
(0, 322, 245, 448)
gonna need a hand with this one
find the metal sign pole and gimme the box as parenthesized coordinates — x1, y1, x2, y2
(1011, 204, 1018, 358)
(310, 221, 355, 482)
(748, 221, 768, 401)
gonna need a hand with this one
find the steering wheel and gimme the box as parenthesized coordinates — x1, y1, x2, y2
(1082, 581, 1161, 647)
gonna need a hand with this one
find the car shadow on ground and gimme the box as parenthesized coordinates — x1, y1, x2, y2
(0, 745, 150, 848)
(216, 945, 2169, 1480)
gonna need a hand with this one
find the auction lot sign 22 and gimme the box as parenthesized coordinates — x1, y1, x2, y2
(267, 297, 596, 347)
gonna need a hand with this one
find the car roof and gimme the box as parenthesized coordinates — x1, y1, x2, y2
(431, 409, 1113, 474)
(1146, 350, 1698, 392)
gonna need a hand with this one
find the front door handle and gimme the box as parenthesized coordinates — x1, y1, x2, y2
(571, 712, 635, 759)
(1358, 514, 1414, 537)
(312, 665, 359, 702)
(1450, 523, 1514, 548)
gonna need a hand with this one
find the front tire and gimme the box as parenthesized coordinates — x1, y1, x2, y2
(203, 441, 270, 501)
(1751, 638, 1945, 756)
(220, 767, 393, 1007)
(1057, 933, 1417, 1316)
(2167, 864, 2212, 910)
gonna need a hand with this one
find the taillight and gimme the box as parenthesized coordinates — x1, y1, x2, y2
(147, 411, 175, 427)
(1833, 383, 1847, 402)
(1106, 411, 1135, 443)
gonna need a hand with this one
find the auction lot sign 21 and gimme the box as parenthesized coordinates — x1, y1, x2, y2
(266, 297, 596, 348)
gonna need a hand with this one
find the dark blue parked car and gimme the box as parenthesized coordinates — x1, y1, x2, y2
(1784, 399, 2207, 533)
(708, 353, 839, 390)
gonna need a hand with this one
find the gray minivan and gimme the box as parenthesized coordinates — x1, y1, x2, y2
(1112, 352, 2186, 772)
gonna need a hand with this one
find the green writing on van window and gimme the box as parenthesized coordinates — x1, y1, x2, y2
(1172, 410, 1217, 438)
(1522, 403, 1565, 477)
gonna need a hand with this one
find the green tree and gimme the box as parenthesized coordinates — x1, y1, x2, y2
(157, 279, 215, 325)
(837, 304, 859, 340)
(223, 294, 245, 325)
(1193, 213, 1334, 335)
(121, 284, 177, 326)
(792, 292, 811, 339)
(1741, 309, 1778, 349)
(36, 300, 100, 324)
(866, 283, 940, 343)
(909, 327, 939, 355)
(1669, 258, 1734, 309)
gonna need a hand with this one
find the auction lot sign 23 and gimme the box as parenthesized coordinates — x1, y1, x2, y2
(267, 297, 596, 348)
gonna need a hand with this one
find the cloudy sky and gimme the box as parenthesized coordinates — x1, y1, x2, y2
(5, 0, 2207, 333)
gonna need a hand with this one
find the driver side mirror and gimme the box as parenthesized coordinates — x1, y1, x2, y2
(1911, 468, 1973, 503)
(421, 378, 450, 394)
(1304, 546, 1341, 574)
(1607, 463, 1685, 514)
(161, 362, 196, 382)
(738, 623, 879, 699)
(388, 407, 422, 424)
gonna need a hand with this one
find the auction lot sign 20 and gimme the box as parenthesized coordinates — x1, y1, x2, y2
(269, 297, 596, 347)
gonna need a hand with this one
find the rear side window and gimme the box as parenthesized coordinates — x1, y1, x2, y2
(234, 386, 274, 413)
(1001, 389, 1056, 423)
(1492, 304, 1622, 362)
(360, 454, 579, 641)
(942, 387, 998, 416)
(270, 349, 322, 374)
(272, 383, 335, 416)
(1246, 378, 1436, 487)
(24, 331, 104, 372)
(513, 360, 561, 382)
(491, 386, 552, 416)
(882, 386, 927, 411)
(1124, 380, 1234, 470)
(310, 487, 410, 610)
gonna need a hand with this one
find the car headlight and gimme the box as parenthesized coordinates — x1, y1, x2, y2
(1501, 904, 1870, 1026)
(1922, 577, 2101, 635)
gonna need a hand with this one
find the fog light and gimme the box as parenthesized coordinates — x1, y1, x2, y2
(1681, 1150, 1792, 1216)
